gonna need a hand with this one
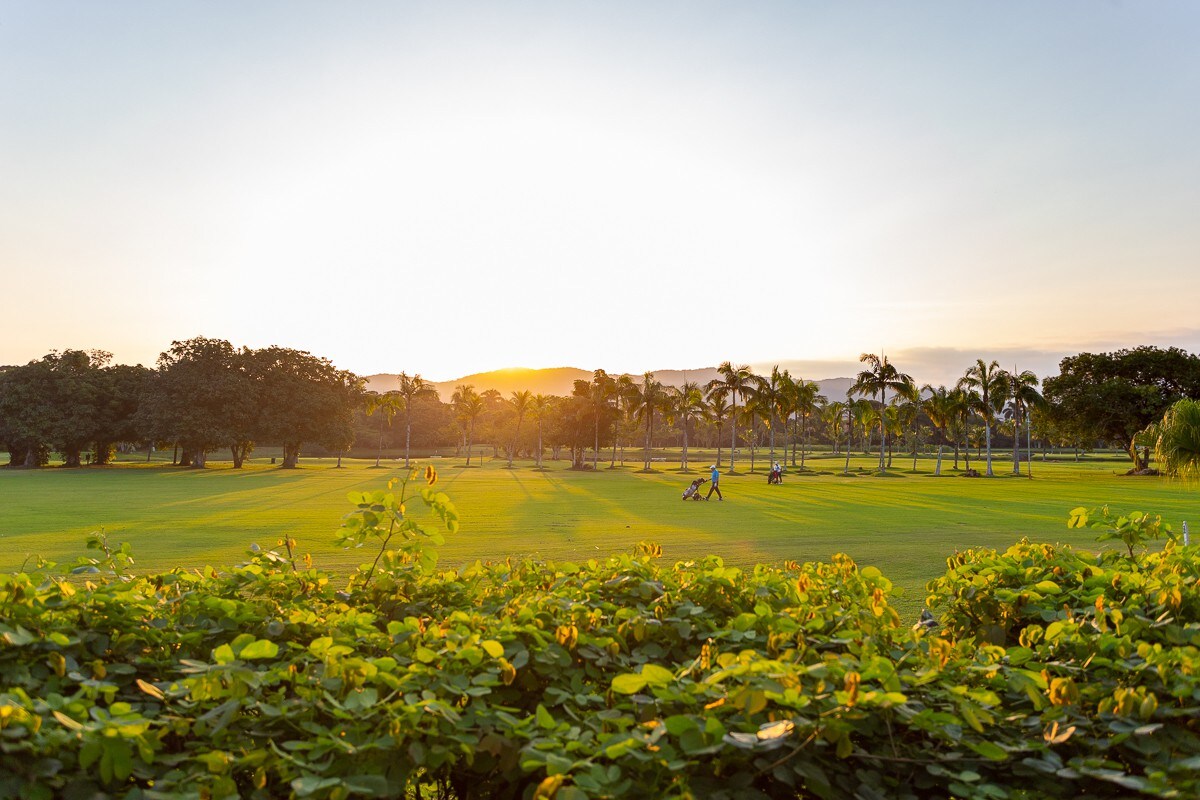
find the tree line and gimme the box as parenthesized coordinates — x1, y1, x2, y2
(362, 345, 1200, 478)
(0, 338, 359, 468)
(4, 342, 1199, 474)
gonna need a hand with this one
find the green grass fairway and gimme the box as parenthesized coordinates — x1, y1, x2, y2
(2, 454, 1197, 618)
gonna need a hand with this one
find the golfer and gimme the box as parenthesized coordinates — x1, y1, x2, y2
(706, 464, 723, 501)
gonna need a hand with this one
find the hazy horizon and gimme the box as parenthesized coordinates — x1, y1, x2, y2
(4, 1, 1198, 380)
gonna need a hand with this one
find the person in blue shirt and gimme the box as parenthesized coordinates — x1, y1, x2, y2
(706, 464, 723, 501)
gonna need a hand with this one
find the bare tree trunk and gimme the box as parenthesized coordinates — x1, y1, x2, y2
(935, 444, 943, 476)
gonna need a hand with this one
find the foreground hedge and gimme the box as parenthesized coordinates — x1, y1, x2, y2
(1, 538, 1198, 799)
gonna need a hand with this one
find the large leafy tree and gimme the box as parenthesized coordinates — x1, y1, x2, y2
(91, 363, 151, 465)
(0, 356, 57, 467)
(958, 359, 1007, 477)
(140, 338, 255, 468)
(706, 362, 759, 473)
(0, 354, 145, 468)
(252, 346, 362, 469)
(852, 353, 912, 471)
(1043, 347, 1200, 471)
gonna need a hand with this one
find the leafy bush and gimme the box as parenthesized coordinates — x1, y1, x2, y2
(2, 484, 1199, 799)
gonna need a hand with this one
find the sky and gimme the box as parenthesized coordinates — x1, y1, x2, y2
(2, 1, 1199, 386)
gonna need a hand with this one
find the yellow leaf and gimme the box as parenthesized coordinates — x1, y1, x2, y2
(136, 679, 165, 700)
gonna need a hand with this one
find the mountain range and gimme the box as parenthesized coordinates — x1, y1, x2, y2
(365, 367, 856, 403)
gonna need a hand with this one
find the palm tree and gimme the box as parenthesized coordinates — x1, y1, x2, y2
(852, 353, 913, 471)
(586, 370, 615, 471)
(395, 373, 435, 468)
(706, 388, 732, 470)
(792, 379, 825, 471)
(757, 367, 789, 464)
(611, 375, 636, 468)
(1153, 399, 1200, 481)
(707, 362, 759, 473)
(669, 381, 707, 472)
(530, 394, 553, 469)
(634, 372, 666, 472)
(843, 393, 857, 474)
(953, 386, 979, 472)
(959, 360, 1007, 477)
(364, 391, 403, 468)
(451, 384, 484, 467)
(823, 400, 847, 456)
(851, 397, 875, 454)
(891, 379, 920, 471)
(507, 390, 533, 468)
(922, 384, 956, 476)
(1005, 369, 1042, 477)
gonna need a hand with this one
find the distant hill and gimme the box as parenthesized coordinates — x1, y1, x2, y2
(366, 367, 856, 403)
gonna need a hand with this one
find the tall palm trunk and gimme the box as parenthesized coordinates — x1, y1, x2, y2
(643, 413, 653, 471)
(729, 392, 738, 472)
(935, 443, 943, 476)
(843, 407, 852, 474)
(1025, 415, 1033, 478)
(404, 410, 413, 469)
(681, 418, 689, 471)
(984, 418, 994, 477)
(466, 421, 474, 467)
(1011, 407, 1022, 476)
(375, 414, 385, 468)
(878, 389, 887, 470)
(536, 421, 543, 469)
(800, 414, 808, 470)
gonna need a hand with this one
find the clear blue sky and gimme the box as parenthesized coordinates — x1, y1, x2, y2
(2, 1, 1198, 384)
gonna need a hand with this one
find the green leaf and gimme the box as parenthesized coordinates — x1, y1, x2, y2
(612, 673, 648, 694)
(481, 640, 505, 658)
(343, 774, 391, 797)
(212, 644, 236, 665)
(536, 704, 556, 729)
(641, 663, 675, 686)
(239, 639, 279, 660)
(966, 740, 1008, 761)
